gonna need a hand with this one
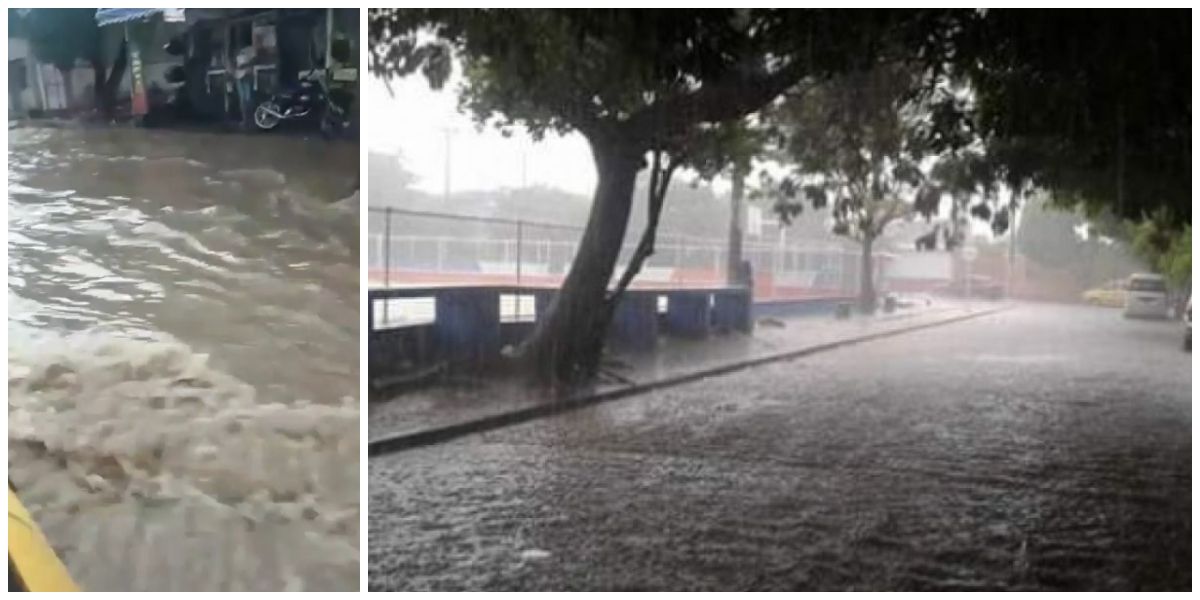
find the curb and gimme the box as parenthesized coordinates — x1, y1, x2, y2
(369, 304, 1011, 457)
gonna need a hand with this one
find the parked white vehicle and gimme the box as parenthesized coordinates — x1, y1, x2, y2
(1123, 273, 1170, 319)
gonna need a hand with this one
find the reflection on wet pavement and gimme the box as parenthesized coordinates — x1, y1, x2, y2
(9, 126, 359, 591)
(370, 305, 1190, 591)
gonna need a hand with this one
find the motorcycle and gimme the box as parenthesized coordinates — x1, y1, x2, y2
(253, 69, 349, 136)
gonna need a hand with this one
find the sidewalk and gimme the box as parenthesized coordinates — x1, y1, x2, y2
(368, 300, 1008, 449)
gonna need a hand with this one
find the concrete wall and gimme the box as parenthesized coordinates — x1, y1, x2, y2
(8, 38, 41, 114)
(369, 285, 754, 380)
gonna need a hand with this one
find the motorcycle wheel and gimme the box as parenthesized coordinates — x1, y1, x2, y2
(254, 102, 281, 130)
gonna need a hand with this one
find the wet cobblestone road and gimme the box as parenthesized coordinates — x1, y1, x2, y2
(370, 304, 1190, 591)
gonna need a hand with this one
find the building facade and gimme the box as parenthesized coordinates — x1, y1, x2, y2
(94, 8, 359, 132)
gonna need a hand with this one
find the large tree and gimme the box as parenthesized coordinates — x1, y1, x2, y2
(10, 8, 129, 116)
(369, 9, 942, 385)
(765, 62, 934, 312)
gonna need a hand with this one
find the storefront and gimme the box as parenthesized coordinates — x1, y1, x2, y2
(94, 8, 359, 131)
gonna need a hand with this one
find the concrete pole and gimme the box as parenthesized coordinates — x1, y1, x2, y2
(726, 167, 745, 285)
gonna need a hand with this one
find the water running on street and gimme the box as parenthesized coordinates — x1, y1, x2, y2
(9, 125, 360, 591)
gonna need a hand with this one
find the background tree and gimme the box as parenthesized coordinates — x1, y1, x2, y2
(369, 8, 939, 385)
(915, 148, 1004, 251)
(366, 150, 417, 206)
(9, 8, 129, 116)
(1017, 195, 1089, 273)
(766, 62, 932, 312)
(1017, 194, 1145, 291)
(1130, 211, 1191, 291)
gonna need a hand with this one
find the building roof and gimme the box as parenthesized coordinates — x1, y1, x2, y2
(95, 8, 184, 27)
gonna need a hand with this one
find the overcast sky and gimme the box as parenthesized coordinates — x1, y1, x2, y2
(365, 69, 1002, 240)
(366, 73, 598, 197)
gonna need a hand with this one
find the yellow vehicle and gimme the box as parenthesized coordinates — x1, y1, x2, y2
(1083, 278, 1128, 307)
(9, 485, 79, 591)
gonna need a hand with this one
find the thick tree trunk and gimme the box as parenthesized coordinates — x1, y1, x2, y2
(94, 40, 128, 118)
(91, 58, 105, 111)
(859, 235, 877, 313)
(519, 136, 643, 386)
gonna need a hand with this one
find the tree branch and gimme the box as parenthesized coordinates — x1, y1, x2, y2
(608, 151, 680, 303)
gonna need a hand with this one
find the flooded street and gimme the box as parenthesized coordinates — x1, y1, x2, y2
(370, 304, 1190, 591)
(8, 126, 359, 591)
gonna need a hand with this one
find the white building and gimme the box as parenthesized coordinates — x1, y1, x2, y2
(7, 37, 93, 117)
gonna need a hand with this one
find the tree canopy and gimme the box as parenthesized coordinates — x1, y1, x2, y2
(370, 10, 939, 141)
(765, 63, 930, 238)
(372, 8, 1190, 232)
(10, 8, 130, 115)
(764, 61, 949, 309)
(945, 9, 1190, 229)
(9, 8, 98, 72)
(1129, 211, 1192, 289)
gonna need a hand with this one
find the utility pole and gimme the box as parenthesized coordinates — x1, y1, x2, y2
(726, 166, 746, 285)
(521, 143, 529, 189)
(441, 126, 456, 202)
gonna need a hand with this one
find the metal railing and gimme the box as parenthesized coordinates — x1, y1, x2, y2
(367, 206, 860, 326)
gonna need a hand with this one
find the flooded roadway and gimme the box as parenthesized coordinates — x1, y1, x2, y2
(8, 126, 359, 591)
(370, 304, 1190, 591)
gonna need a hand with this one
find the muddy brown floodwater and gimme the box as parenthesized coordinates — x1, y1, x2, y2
(8, 125, 360, 591)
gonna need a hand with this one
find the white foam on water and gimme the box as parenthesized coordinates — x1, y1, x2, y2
(9, 329, 359, 592)
(8, 126, 361, 591)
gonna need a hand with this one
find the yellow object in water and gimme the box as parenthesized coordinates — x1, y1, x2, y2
(9, 488, 79, 591)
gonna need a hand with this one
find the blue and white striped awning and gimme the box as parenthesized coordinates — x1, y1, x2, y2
(95, 8, 185, 27)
